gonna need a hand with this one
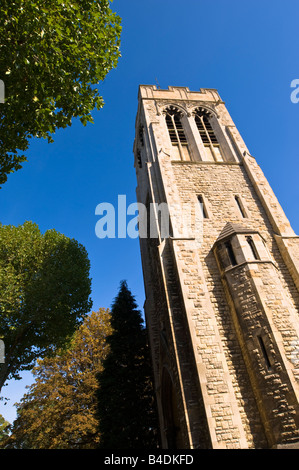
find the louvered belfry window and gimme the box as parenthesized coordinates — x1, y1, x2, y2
(165, 107, 190, 161)
(194, 109, 223, 161)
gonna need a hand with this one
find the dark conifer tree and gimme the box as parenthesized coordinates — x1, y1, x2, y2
(96, 280, 159, 449)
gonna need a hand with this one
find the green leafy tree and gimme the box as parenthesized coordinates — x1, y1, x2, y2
(2, 309, 112, 449)
(96, 281, 159, 449)
(0, 0, 121, 185)
(0, 221, 92, 393)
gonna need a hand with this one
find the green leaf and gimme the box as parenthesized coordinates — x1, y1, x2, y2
(0, 0, 122, 186)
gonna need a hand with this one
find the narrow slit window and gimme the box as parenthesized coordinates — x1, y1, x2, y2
(197, 195, 208, 219)
(235, 196, 247, 218)
(257, 335, 272, 370)
(246, 236, 260, 260)
(225, 241, 237, 266)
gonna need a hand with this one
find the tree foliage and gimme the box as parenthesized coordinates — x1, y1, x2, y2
(0, 221, 92, 392)
(96, 281, 159, 449)
(0, 0, 121, 185)
(0, 414, 10, 442)
(3, 308, 112, 449)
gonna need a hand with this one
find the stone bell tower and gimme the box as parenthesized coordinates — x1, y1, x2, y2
(133, 85, 299, 449)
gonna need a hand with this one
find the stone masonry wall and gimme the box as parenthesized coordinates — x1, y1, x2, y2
(224, 262, 299, 446)
(171, 160, 299, 447)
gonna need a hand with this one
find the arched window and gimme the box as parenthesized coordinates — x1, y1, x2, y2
(164, 107, 190, 161)
(194, 109, 223, 161)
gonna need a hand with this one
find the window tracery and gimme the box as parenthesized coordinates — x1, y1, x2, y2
(164, 106, 190, 161)
(194, 108, 223, 161)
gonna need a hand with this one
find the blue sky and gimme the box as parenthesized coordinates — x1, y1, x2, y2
(1, 0, 299, 424)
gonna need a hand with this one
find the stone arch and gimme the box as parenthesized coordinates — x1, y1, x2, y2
(191, 105, 218, 119)
(161, 104, 186, 118)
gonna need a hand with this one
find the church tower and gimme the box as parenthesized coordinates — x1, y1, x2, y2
(133, 85, 299, 449)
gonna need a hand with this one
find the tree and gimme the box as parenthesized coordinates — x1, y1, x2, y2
(0, 0, 121, 186)
(2, 309, 112, 449)
(96, 281, 159, 449)
(0, 414, 10, 442)
(0, 221, 92, 392)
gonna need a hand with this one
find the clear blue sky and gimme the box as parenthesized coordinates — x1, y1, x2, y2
(1, 0, 299, 424)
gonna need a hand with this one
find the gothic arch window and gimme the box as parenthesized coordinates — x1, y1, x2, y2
(194, 108, 223, 162)
(164, 106, 190, 161)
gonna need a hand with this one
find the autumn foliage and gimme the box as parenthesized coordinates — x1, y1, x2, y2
(4, 309, 112, 449)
